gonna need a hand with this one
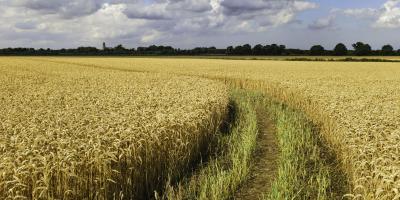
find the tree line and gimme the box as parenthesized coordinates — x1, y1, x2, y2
(0, 42, 399, 56)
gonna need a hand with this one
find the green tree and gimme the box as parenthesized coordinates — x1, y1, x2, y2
(333, 43, 348, 56)
(226, 46, 234, 55)
(352, 42, 372, 56)
(381, 44, 394, 56)
(270, 44, 280, 55)
(242, 44, 252, 55)
(252, 44, 264, 55)
(233, 45, 242, 55)
(310, 45, 325, 56)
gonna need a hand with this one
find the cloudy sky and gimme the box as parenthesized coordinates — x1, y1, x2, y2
(0, 0, 400, 49)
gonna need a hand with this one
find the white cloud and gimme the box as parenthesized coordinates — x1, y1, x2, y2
(375, 0, 400, 28)
(0, 0, 318, 48)
(341, 8, 380, 19)
(141, 30, 162, 43)
(0, 3, 145, 47)
(114, 0, 318, 40)
(339, 0, 400, 28)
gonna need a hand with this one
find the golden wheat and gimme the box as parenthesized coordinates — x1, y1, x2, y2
(0, 58, 229, 199)
(38, 57, 400, 200)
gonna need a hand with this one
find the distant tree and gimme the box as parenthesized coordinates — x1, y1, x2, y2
(114, 44, 126, 50)
(285, 48, 305, 55)
(310, 45, 325, 56)
(77, 46, 99, 54)
(147, 45, 158, 52)
(242, 44, 252, 55)
(233, 45, 243, 55)
(381, 44, 394, 56)
(279, 45, 286, 55)
(270, 44, 280, 55)
(333, 43, 348, 56)
(352, 42, 372, 56)
(207, 46, 217, 54)
(136, 47, 146, 53)
(161, 46, 175, 55)
(226, 46, 234, 55)
(252, 44, 264, 55)
(232, 44, 252, 55)
(263, 45, 272, 55)
(263, 44, 285, 55)
(112, 44, 129, 54)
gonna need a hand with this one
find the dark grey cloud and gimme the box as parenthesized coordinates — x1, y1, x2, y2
(13, 1, 63, 11)
(218, 0, 317, 30)
(220, 0, 285, 16)
(220, 0, 315, 17)
(10, 0, 104, 18)
(166, 0, 213, 13)
(123, 0, 213, 20)
(15, 21, 38, 30)
(123, 6, 171, 20)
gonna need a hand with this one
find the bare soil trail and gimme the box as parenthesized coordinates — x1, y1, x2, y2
(234, 108, 279, 200)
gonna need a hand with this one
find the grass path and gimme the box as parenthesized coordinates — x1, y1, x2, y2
(234, 108, 279, 199)
(234, 94, 349, 200)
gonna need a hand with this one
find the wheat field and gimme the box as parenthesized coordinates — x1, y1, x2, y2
(0, 58, 229, 199)
(32, 57, 400, 199)
(1, 57, 399, 199)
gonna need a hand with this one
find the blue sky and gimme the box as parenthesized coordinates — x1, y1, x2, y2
(0, 0, 399, 49)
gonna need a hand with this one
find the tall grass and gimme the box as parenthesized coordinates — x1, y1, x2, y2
(164, 88, 348, 199)
(262, 97, 348, 200)
(163, 89, 261, 200)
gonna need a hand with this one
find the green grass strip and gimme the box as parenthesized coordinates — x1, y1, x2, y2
(162, 89, 347, 200)
(162, 89, 261, 200)
(263, 98, 347, 200)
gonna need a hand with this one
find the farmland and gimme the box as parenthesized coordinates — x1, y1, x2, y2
(1, 57, 400, 199)
(0, 58, 228, 199)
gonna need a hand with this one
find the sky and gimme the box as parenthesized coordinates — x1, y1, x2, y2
(0, 0, 400, 50)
